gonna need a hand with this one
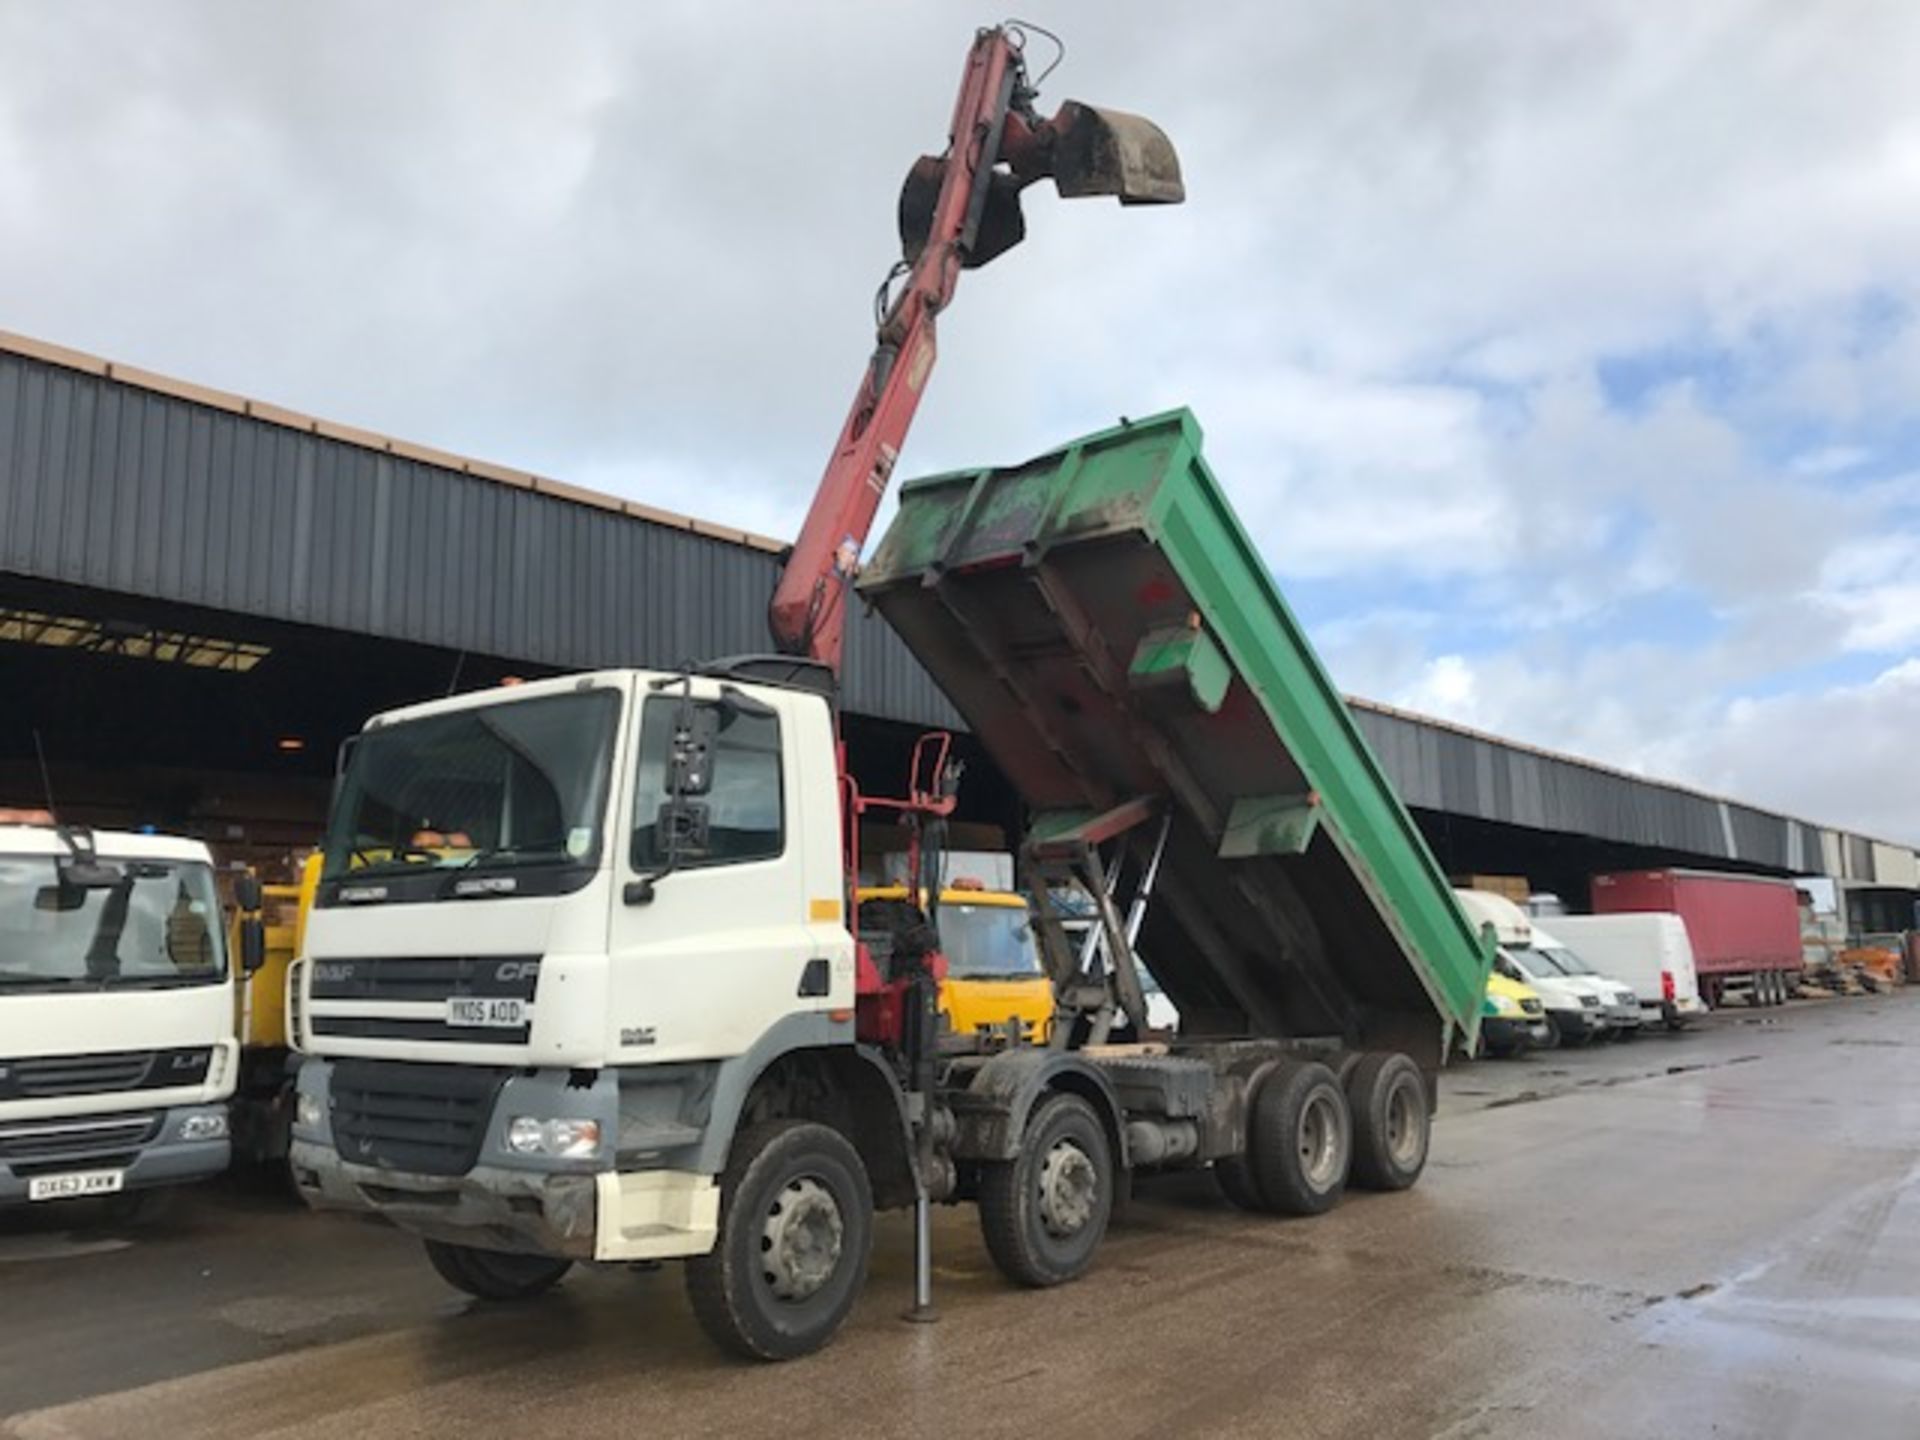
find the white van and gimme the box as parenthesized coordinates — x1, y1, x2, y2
(1455, 889, 1612, 1046)
(1530, 923, 1642, 1038)
(1544, 914, 1707, 1030)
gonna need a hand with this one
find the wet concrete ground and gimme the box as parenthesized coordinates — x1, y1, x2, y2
(4, 995, 1918, 1439)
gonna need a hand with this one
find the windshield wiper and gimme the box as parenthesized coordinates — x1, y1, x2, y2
(439, 845, 570, 898)
(101, 971, 221, 988)
(454, 844, 569, 871)
(0, 971, 91, 989)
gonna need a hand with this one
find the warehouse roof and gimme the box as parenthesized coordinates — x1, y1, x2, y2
(0, 328, 790, 555)
(1, 327, 1910, 880)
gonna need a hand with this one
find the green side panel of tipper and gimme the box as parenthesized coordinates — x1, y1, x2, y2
(1129, 624, 1232, 714)
(1219, 794, 1321, 859)
(861, 409, 1493, 1048)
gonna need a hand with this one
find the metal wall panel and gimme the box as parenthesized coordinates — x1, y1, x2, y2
(1346, 702, 1856, 874)
(0, 353, 958, 729)
(4, 347, 1907, 879)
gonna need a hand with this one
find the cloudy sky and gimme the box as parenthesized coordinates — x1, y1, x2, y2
(4, 2, 1918, 841)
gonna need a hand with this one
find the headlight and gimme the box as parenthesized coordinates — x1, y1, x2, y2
(506, 1116, 602, 1158)
(296, 1092, 324, 1130)
(178, 1111, 228, 1142)
(1481, 994, 1519, 1018)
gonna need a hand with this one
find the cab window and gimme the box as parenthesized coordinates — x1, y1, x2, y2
(630, 697, 784, 869)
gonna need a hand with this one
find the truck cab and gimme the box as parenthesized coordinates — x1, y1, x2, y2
(856, 881, 1051, 1043)
(0, 815, 240, 1212)
(291, 668, 859, 1279)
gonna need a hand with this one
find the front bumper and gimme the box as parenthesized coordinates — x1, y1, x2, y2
(1552, 1008, 1608, 1040)
(291, 1057, 719, 1263)
(1481, 1016, 1553, 1052)
(0, 1105, 230, 1207)
(1605, 1005, 1643, 1032)
(292, 1137, 601, 1256)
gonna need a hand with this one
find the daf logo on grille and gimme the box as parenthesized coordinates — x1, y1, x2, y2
(495, 961, 540, 983)
(313, 962, 355, 983)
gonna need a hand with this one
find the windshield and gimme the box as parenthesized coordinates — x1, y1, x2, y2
(322, 689, 621, 886)
(1504, 946, 1560, 980)
(939, 903, 1043, 979)
(1538, 944, 1594, 976)
(0, 856, 226, 990)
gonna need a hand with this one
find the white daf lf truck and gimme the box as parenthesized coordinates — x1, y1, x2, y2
(0, 816, 252, 1213)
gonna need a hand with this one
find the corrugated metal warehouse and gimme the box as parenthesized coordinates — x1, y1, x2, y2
(1, 328, 1913, 906)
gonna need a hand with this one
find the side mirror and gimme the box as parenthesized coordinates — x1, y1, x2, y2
(234, 873, 263, 913)
(668, 707, 720, 798)
(240, 917, 267, 977)
(656, 798, 710, 855)
(34, 883, 88, 913)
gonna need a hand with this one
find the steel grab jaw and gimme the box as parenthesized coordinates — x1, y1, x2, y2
(897, 99, 1183, 269)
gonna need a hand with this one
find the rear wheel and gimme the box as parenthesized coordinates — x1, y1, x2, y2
(1542, 1015, 1563, 1049)
(1245, 1059, 1351, 1216)
(686, 1119, 873, 1361)
(979, 1092, 1113, 1287)
(1214, 1154, 1266, 1212)
(423, 1239, 572, 1301)
(1345, 1053, 1430, 1191)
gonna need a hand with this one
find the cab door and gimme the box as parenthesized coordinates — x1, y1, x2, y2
(603, 683, 841, 1065)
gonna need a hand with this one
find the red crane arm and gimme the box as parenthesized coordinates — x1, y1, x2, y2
(767, 29, 1022, 672)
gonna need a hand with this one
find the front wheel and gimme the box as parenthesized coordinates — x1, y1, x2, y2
(423, 1239, 572, 1300)
(685, 1120, 873, 1362)
(979, 1092, 1114, 1288)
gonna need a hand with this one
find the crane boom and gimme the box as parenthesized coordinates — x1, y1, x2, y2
(768, 24, 1183, 672)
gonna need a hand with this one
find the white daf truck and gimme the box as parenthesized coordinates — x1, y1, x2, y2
(0, 814, 256, 1214)
(285, 26, 1492, 1365)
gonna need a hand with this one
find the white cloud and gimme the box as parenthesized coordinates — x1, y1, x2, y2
(2, 1, 1919, 841)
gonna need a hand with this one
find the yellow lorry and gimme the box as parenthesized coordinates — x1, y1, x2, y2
(230, 852, 322, 1165)
(855, 881, 1053, 1043)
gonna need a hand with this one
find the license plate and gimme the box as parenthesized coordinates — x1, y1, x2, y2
(28, 1169, 125, 1202)
(446, 997, 528, 1029)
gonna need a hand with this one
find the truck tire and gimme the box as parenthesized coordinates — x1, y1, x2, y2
(1344, 1052, 1429, 1192)
(423, 1239, 573, 1300)
(1247, 1059, 1351, 1216)
(1214, 1154, 1266, 1212)
(979, 1092, 1113, 1288)
(685, 1119, 873, 1361)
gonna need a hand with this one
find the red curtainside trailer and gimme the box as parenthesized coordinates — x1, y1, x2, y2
(1591, 869, 1802, 1008)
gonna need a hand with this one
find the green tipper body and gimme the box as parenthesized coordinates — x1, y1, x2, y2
(859, 409, 1492, 1065)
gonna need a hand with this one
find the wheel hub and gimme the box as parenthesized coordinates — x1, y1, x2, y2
(1297, 1092, 1342, 1189)
(760, 1176, 844, 1302)
(1385, 1082, 1423, 1167)
(1037, 1139, 1097, 1237)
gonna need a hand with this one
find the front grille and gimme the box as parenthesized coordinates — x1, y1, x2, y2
(309, 956, 540, 1003)
(0, 1112, 162, 1170)
(312, 1015, 532, 1045)
(328, 1059, 506, 1177)
(1519, 998, 1544, 1016)
(0, 1048, 212, 1101)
